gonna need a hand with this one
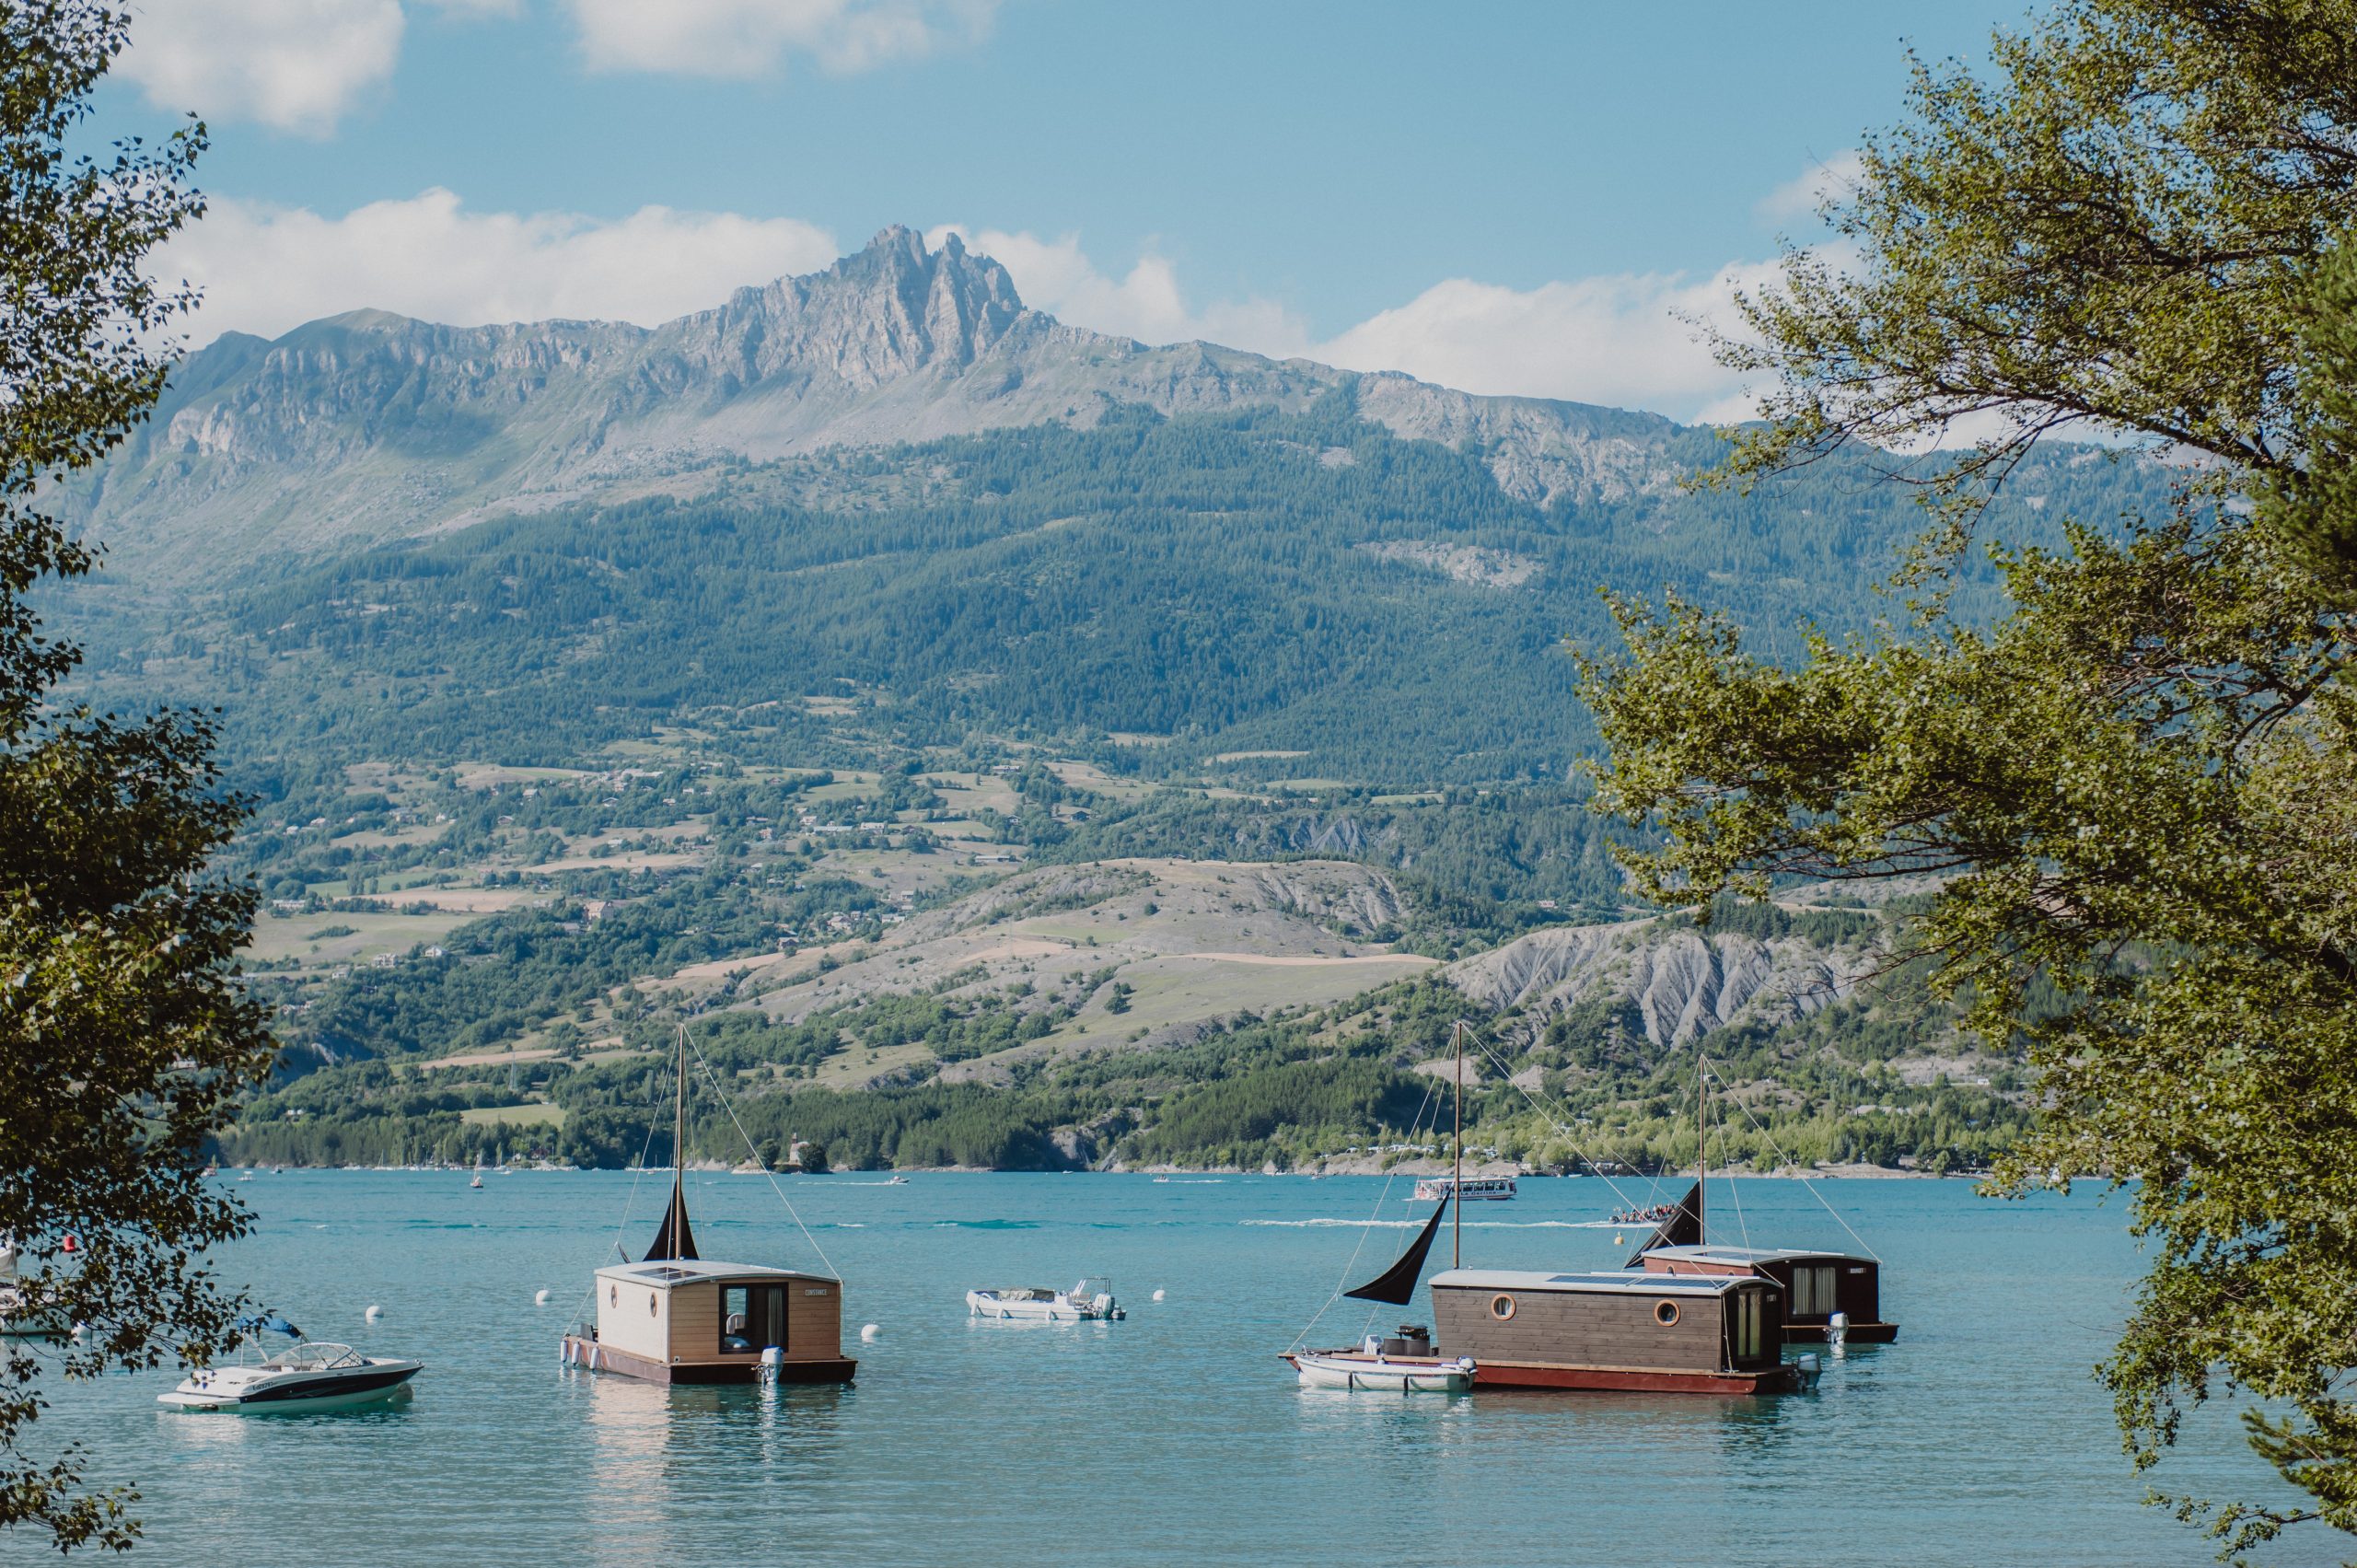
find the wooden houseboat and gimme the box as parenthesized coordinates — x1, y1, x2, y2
(1428, 1267, 1806, 1393)
(560, 1028, 856, 1386)
(1638, 1244, 1898, 1343)
(565, 1258, 853, 1385)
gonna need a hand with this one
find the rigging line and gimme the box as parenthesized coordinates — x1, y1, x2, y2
(608, 1113, 663, 1264)
(685, 1033, 842, 1282)
(578, 1112, 665, 1329)
(1714, 1076, 1881, 1261)
(1705, 1058, 1750, 1250)
(1286, 1074, 1441, 1354)
(1463, 1033, 1647, 1213)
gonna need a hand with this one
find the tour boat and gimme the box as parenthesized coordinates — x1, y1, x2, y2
(966, 1279, 1125, 1321)
(560, 1028, 856, 1386)
(1414, 1174, 1516, 1202)
(158, 1317, 421, 1413)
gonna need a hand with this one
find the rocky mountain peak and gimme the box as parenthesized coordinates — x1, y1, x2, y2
(711, 224, 1028, 389)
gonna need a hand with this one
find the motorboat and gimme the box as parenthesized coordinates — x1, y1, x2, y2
(967, 1278, 1124, 1320)
(1414, 1175, 1516, 1202)
(1290, 1329, 1474, 1393)
(160, 1319, 421, 1413)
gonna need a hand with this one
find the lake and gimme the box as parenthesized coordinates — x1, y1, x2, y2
(6, 1170, 2328, 1566)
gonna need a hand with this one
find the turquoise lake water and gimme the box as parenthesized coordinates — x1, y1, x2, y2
(7, 1170, 2334, 1567)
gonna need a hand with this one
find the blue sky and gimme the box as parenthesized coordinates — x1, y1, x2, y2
(106, 0, 2036, 419)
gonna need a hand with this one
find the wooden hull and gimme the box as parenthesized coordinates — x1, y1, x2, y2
(1464, 1359, 1804, 1394)
(1785, 1320, 1899, 1344)
(562, 1335, 856, 1386)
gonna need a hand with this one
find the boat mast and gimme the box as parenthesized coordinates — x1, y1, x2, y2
(1697, 1054, 1708, 1248)
(1452, 1019, 1464, 1269)
(675, 1022, 689, 1179)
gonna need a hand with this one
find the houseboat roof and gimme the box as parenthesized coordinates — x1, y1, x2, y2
(1643, 1245, 1869, 1266)
(1430, 1268, 1754, 1295)
(594, 1259, 838, 1288)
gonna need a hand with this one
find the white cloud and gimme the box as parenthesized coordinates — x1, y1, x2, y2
(1314, 264, 1772, 420)
(119, 0, 408, 135)
(160, 190, 842, 341)
(1757, 149, 1864, 225)
(563, 0, 998, 77)
(116, 0, 972, 137)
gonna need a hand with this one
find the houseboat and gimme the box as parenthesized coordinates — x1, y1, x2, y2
(1428, 1267, 1808, 1392)
(561, 1028, 856, 1386)
(1638, 1243, 1898, 1342)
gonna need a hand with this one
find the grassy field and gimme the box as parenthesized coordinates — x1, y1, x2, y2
(459, 1102, 566, 1127)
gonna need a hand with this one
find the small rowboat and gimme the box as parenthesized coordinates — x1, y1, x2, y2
(1287, 1349, 1474, 1393)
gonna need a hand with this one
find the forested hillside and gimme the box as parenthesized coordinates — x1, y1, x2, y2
(61, 397, 2158, 784)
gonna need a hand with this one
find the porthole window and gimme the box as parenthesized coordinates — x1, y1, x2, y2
(609, 1283, 618, 1307)
(649, 1293, 659, 1318)
(1654, 1299, 1681, 1327)
(1489, 1294, 1516, 1320)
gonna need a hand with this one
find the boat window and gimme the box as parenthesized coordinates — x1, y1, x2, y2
(1794, 1265, 1836, 1316)
(1489, 1294, 1516, 1321)
(609, 1283, 618, 1307)
(1654, 1300, 1680, 1328)
(721, 1283, 789, 1353)
(1730, 1289, 1764, 1360)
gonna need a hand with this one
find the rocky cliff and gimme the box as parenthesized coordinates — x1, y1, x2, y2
(1446, 916, 1881, 1047)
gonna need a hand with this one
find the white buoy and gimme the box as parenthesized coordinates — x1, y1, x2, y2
(364, 1304, 383, 1322)
(1611, 1234, 1625, 1246)
(1828, 1310, 1849, 1357)
(1151, 1288, 1166, 1303)
(860, 1323, 880, 1342)
(534, 1289, 551, 1306)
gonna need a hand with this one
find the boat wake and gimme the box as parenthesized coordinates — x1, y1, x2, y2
(1242, 1218, 1603, 1230)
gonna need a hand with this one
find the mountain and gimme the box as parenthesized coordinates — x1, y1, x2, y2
(51, 231, 2171, 786)
(71, 227, 1685, 587)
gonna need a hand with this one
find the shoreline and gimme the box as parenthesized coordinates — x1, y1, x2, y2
(209, 1158, 1979, 1180)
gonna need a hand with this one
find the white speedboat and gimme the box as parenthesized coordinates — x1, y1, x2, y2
(1288, 1346, 1475, 1393)
(1413, 1175, 1516, 1202)
(967, 1278, 1125, 1320)
(159, 1341, 421, 1413)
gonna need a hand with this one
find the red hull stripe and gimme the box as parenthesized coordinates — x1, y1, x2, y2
(1469, 1362, 1782, 1394)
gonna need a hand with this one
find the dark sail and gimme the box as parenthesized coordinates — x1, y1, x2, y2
(1622, 1180, 1702, 1267)
(644, 1172, 699, 1261)
(1343, 1196, 1448, 1305)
